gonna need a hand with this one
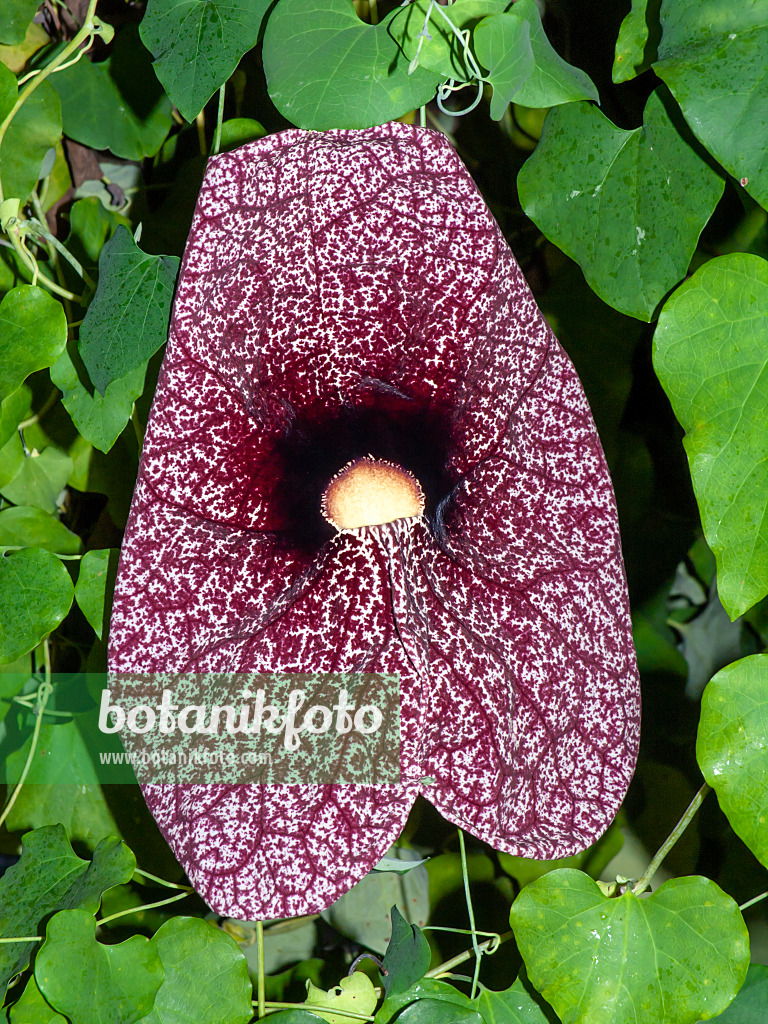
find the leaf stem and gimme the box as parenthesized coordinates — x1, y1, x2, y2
(0, 0, 100, 205)
(132, 867, 194, 892)
(0, 936, 42, 944)
(632, 782, 711, 895)
(98, 889, 189, 925)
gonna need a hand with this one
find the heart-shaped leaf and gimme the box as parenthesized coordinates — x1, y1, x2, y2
(36, 909, 164, 1024)
(0, 63, 61, 203)
(50, 344, 147, 454)
(710, 963, 768, 1022)
(52, 26, 172, 161)
(697, 654, 768, 868)
(0, 548, 74, 664)
(140, 0, 272, 122)
(511, 869, 749, 1024)
(0, 285, 67, 405)
(262, 0, 441, 130)
(0, 0, 40, 45)
(477, 0, 598, 109)
(654, 0, 768, 210)
(142, 917, 252, 1024)
(78, 226, 178, 396)
(0, 446, 73, 513)
(381, 906, 431, 997)
(391, 0, 509, 81)
(3, 718, 121, 847)
(74, 548, 120, 641)
(305, 973, 378, 1024)
(474, 14, 534, 120)
(0, 826, 135, 993)
(518, 89, 724, 321)
(472, 975, 556, 1023)
(612, 0, 660, 84)
(0, 506, 81, 554)
(7, 976, 67, 1024)
(653, 253, 768, 618)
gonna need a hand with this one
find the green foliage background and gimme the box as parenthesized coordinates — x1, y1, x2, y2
(2, 0, 768, 1021)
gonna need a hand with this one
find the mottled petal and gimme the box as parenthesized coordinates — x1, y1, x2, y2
(109, 122, 640, 918)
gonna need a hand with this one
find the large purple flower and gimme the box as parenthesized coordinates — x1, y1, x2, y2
(109, 122, 640, 918)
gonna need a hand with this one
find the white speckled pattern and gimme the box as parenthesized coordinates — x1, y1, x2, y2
(108, 122, 640, 918)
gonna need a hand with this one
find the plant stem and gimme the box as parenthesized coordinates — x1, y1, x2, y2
(0, 936, 42, 944)
(632, 782, 711, 895)
(0, 0, 100, 205)
(261, 1003, 373, 1021)
(212, 84, 225, 155)
(424, 930, 511, 979)
(0, 677, 53, 830)
(195, 110, 206, 155)
(256, 921, 266, 1018)
(458, 830, 481, 999)
(740, 890, 768, 912)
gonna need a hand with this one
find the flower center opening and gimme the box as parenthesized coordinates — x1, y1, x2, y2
(320, 456, 425, 531)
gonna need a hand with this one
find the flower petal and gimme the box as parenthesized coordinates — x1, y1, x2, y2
(109, 122, 639, 917)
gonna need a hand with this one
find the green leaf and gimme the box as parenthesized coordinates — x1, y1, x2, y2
(381, 906, 431, 997)
(305, 974, 378, 1024)
(396, 1000, 483, 1024)
(0, 0, 40, 45)
(68, 198, 130, 267)
(0, 63, 62, 202)
(711, 963, 768, 1022)
(322, 850, 428, 954)
(654, 1, 768, 210)
(391, 0, 509, 81)
(612, 0, 662, 84)
(474, 14, 534, 120)
(376, 980, 477, 1024)
(653, 253, 768, 617)
(140, 0, 271, 122)
(142, 917, 252, 1024)
(485, 0, 599, 108)
(50, 343, 147, 454)
(219, 117, 266, 152)
(0, 548, 73, 664)
(0, 446, 73, 513)
(510, 869, 749, 1024)
(0, 383, 31, 449)
(263, 0, 441, 131)
(74, 548, 119, 640)
(0, 432, 24, 489)
(36, 908, 164, 1024)
(0, 506, 81, 554)
(518, 89, 724, 320)
(8, 976, 67, 1024)
(0, 286, 67, 404)
(51, 26, 172, 161)
(472, 976, 555, 1023)
(78, 226, 178, 396)
(697, 655, 768, 868)
(0, 826, 135, 993)
(4, 719, 121, 847)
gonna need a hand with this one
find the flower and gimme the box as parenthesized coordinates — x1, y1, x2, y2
(108, 122, 640, 919)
